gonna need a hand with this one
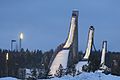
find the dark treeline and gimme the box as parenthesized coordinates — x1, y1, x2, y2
(0, 48, 53, 78)
(0, 49, 120, 78)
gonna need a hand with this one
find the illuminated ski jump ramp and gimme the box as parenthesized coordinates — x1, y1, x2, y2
(49, 10, 79, 77)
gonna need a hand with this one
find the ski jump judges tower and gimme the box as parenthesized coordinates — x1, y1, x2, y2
(49, 10, 79, 77)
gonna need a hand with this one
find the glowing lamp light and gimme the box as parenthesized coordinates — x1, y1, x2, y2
(6, 53, 9, 60)
(20, 33, 24, 39)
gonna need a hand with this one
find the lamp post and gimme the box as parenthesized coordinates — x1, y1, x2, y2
(19, 33, 24, 51)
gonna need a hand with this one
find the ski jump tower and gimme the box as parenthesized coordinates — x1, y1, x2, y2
(76, 26, 95, 72)
(49, 10, 79, 77)
(100, 41, 107, 70)
(83, 26, 95, 60)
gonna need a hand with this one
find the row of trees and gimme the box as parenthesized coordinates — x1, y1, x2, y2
(0, 48, 120, 78)
(0, 48, 53, 78)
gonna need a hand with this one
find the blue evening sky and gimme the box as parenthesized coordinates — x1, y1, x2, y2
(0, 0, 120, 52)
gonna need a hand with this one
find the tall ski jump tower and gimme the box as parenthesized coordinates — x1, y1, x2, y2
(49, 10, 79, 77)
(76, 26, 95, 72)
(100, 41, 107, 70)
(83, 26, 95, 60)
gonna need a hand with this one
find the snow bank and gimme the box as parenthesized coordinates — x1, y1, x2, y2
(1, 72, 120, 80)
(0, 77, 17, 80)
(76, 61, 88, 72)
(51, 72, 120, 80)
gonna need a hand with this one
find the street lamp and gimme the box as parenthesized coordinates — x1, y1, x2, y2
(20, 32, 24, 40)
(19, 32, 24, 51)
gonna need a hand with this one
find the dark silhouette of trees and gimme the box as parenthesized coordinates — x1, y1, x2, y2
(88, 51, 101, 72)
(0, 48, 120, 78)
(0, 48, 53, 78)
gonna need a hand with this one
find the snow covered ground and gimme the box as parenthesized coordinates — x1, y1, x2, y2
(0, 77, 18, 80)
(1, 72, 120, 80)
(76, 61, 88, 72)
(51, 72, 120, 80)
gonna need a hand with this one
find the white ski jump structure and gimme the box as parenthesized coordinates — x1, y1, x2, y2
(49, 10, 79, 77)
(83, 26, 95, 60)
(76, 26, 95, 72)
(100, 41, 108, 70)
(49, 10, 108, 77)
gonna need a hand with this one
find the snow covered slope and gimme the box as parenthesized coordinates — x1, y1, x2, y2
(49, 50, 69, 76)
